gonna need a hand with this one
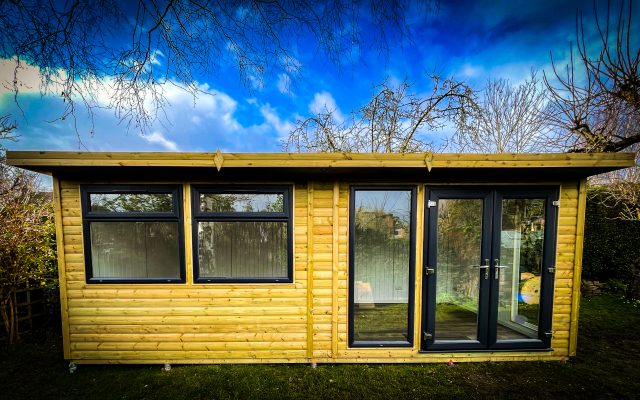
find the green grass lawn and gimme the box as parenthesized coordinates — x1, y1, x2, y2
(2, 295, 639, 399)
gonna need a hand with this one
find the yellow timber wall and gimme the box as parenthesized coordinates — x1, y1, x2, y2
(53, 178, 584, 364)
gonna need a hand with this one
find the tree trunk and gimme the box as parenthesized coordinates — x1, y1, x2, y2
(0, 288, 19, 344)
(626, 257, 640, 301)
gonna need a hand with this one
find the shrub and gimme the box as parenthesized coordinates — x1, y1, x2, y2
(0, 158, 57, 343)
(583, 186, 640, 299)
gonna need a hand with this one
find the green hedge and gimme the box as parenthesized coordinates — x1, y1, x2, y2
(582, 188, 640, 282)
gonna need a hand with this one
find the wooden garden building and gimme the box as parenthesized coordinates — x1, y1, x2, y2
(6, 151, 634, 365)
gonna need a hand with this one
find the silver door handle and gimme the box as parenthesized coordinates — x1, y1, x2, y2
(470, 259, 490, 280)
(493, 259, 509, 280)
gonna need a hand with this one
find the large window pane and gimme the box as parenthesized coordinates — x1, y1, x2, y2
(497, 198, 545, 339)
(198, 221, 288, 279)
(435, 199, 483, 340)
(200, 193, 284, 213)
(352, 190, 412, 343)
(90, 193, 174, 213)
(90, 221, 180, 279)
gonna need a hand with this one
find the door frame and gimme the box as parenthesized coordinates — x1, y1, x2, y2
(421, 187, 494, 351)
(421, 186, 558, 352)
(487, 187, 558, 350)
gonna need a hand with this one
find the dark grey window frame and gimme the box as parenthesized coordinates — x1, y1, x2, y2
(348, 185, 417, 348)
(191, 185, 293, 284)
(80, 184, 186, 284)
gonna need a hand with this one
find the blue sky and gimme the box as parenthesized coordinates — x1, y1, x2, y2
(1, 0, 634, 154)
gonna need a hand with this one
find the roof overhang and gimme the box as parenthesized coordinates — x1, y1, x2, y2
(6, 151, 636, 180)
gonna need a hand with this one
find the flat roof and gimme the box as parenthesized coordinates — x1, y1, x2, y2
(6, 150, 635, 177)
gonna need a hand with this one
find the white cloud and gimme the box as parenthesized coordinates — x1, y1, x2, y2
(150, 50, 164, 66)
(0, 58, 61, 95)
(260, 103, 295, 139)
(309, 91, 345, 123)
(459, 63, 485, 79)
(277, 73, 292, 96)
(2, 57, 300, 153)
(141, 131, 180, 151)
(248, 74, 265, 90)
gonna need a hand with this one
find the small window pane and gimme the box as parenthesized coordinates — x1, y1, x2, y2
(353, 190, 412, 343)
(198, 221, 287, 279)
(90, 193, 174, 213)
(200, 193, 284, 213)
(90, 221, 180, 279)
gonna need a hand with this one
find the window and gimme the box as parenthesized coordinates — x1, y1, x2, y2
(349, 187, 416, 347)
(81, 185, 185, 283)
(192, 186, 293, 283)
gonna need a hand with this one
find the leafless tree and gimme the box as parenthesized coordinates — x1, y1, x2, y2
(593, 168, 640, 221)
(450, 71, 552, 153)
(284, 75, 475, 153)
(0, 0, 434, 134)
(0, 116, 18, 148)
(544, 0, 639, 220)
(544, 0, 639, 154)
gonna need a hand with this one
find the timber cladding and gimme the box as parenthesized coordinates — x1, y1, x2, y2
(55, 178, 580, 364)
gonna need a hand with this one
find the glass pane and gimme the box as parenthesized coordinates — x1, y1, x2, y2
(497, 198, 545, 340)
(198, 221, 288, 278)
(90, 222, 180, 279)
(200, 193, 284, 213)
(353, 190, 412, 342)
(90, 193, 173, 213)
(435, 199, 483, 340)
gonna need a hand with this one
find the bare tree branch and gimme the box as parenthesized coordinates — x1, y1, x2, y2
(450, 71, 553, 153)
(0, 1, 433, 135)
(544, 0, 640, 154)
(544, 0, 640, 220)
(284, 75, 475, 153)
(0, 115, 18, 150)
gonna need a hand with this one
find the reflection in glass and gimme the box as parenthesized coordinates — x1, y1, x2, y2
(200, 193, 284, 213)
(353, 190, 412, 342)
(435, 199, 483, 340)
(90, 221, 180, 279)
(497, 199, 545, 339)
(198, 221, 287, 278)
(89, 193, 173, 213)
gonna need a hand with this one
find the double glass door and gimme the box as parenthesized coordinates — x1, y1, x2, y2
(422, 187, 557, 351)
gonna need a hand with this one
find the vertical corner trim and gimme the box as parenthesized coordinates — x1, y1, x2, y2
(569, 179, 588, 356)
(52, 176, 71, 360)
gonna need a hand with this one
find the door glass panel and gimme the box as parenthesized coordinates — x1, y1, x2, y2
(497, 198, 545, 339)
(353, 190, 412, 343)
(435, 199, 483, 340)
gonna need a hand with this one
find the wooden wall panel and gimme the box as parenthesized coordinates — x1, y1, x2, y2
(58, 178, 581, 364)
(60, 180, 310, 363)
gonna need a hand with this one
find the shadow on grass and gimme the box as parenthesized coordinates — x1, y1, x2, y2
(1, 295, 639, 399)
